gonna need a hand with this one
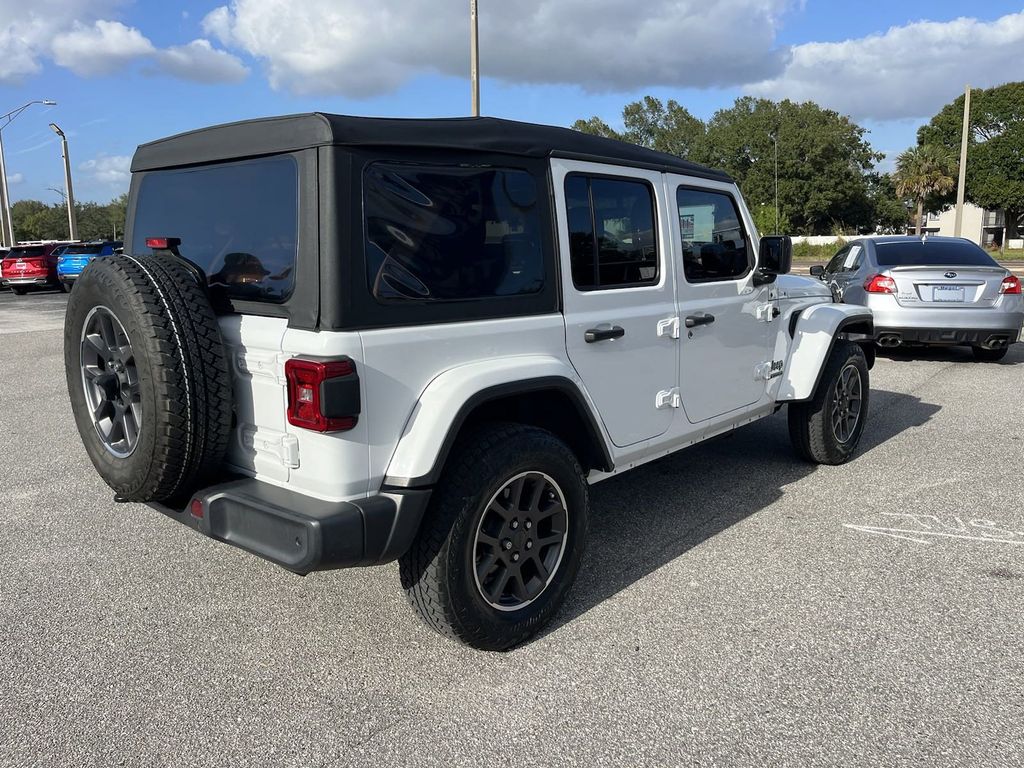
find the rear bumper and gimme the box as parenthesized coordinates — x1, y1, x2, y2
(2, 276, 51, 286)
(148, 478, 431, 575)
(873, 326, 1023, 347)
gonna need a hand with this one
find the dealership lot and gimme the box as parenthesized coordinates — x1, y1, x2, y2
(1, 291, 1022, 767)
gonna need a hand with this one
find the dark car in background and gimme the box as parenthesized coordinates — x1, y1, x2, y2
(0, 241, 73, 294)
(57, 241, 122, 289)
(812, 236, 1023, 361)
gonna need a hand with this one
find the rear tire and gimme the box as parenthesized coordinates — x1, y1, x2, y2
(971, 345, 1008, 362)
(64, 254, 233, 503)
(788, 340, 869, 465)
(11, 287, 27, 295)
(400, 423, 589, 651)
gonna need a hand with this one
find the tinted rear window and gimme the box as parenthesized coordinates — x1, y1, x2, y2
(875, 240, 999, 268)
(64, 244, 105, 255)
(7, 246, 46, 258)
(131, 155, 298, 302)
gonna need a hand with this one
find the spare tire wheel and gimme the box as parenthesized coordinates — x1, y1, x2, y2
(64, 254, 233, 503)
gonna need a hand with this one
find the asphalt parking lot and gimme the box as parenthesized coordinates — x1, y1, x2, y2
(1, 290, 1022, 767)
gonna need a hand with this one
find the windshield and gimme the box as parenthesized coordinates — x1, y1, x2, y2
(875, 240, 999, 268)
(6, 246, 46, 258)
(63, 244, 105, 255)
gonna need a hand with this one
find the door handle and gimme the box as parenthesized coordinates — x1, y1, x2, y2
(684, 313, 715, 328)
(584, 326, 625, 343)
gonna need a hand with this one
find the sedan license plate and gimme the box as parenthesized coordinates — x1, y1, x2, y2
(932, 285, 964, 302)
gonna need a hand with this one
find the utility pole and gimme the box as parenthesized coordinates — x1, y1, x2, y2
(50, 123, 79, 241)
(470, 0, 480, 116)
(953, 84, 971, 238)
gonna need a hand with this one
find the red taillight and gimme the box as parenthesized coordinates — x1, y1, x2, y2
(864, 274, 897, 294)
(999, 275, 1022, 295)
(145, 237, 181, 250)
(190, 499, 204, 519)
(285, 358, 358, 432)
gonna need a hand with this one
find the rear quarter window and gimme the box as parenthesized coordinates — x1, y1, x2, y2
(130, 155, 298, 302)
(875, 240, 999, 268)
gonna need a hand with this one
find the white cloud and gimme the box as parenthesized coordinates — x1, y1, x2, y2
(747, 11, 1024, 120)
(79, 154, 130, 185)
(0, 0, 123, 82)
(51, 20, 154, 76)
(8, 172, 24, 185)
(156, 39, 249, 83)
(203, 0, 793, 97)
(0, 1, 247, 84)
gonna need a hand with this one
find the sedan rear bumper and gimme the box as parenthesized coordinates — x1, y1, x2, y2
(873, 325, 1022, 348)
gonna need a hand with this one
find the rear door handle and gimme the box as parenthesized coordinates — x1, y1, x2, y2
(585, 326, 625, 343)
(684, 313, 715, 328)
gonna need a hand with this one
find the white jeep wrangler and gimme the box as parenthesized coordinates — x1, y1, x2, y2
(65, 114, 873, 650)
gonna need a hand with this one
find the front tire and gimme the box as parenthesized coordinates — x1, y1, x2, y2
(400, 423, 589, 651)
(971, 345, 1008, 362)
(788, 340, 869, 465)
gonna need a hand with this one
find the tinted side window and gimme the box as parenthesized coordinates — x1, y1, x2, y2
(364, 164, 545, 303)
(825, 247, 849, 274)
(677, 187, 751, 282)
(565, 175, 658, 290)
(132, 155, 298, 303)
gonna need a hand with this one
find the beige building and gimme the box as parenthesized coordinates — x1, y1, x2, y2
(916, 203, 1021, 248)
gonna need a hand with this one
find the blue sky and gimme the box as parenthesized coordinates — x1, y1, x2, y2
(1, 0, 1023, 204)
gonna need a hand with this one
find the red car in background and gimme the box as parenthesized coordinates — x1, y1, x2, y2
(0, 242, 72, 294)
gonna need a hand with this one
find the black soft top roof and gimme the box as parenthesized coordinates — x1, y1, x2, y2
(131, 112, 731, 182)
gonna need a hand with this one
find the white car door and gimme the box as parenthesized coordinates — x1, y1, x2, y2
(551, 159, 678, 448)
(668, 177, 772, 423)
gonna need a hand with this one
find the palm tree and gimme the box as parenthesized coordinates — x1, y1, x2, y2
(894, 144, 957, 235)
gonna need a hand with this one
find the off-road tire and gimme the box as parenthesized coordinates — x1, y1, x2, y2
(788, 340, 869, 465)
(399, 423, 589, 651)
(64, 254, 232, 503)
(971, 345, 1008, 362)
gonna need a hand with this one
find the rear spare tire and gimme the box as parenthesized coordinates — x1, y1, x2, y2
(64, 254, 232, 503)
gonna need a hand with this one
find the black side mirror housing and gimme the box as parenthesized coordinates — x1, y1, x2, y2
(809, 264, 825, 278)
(753, 235, 792, 285)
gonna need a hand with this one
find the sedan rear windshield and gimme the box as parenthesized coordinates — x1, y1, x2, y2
(6, 246, 46, 258)
(875, 240, 999, 268)
(63, 244, 105, 255)
(130, 154, 299, 303)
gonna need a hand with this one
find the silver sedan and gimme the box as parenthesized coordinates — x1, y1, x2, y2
(812, 236, 1024, 361)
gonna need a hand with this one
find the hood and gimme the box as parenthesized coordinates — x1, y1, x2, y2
(775, 273, 833, 300)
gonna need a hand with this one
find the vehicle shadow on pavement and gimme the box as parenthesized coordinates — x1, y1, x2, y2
(545, 388, 941, 636)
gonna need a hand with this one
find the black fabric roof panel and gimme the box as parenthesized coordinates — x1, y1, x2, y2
(131, 113, 731, 181)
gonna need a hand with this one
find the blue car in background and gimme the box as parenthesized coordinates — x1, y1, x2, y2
(57, 241, 122, 289)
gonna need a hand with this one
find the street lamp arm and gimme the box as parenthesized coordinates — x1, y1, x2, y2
(0, 99, 57, 129)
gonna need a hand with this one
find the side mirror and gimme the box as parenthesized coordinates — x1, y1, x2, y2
(809, 265, 825, 278)
(753, 235, 792, 285)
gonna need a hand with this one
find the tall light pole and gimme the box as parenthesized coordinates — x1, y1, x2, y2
(470, 0, 480, 116)
(0, 99, 57, 246)
(49, 122, 78, 241)
(769, 130, 779, 234)
(953, 84, 971, 238)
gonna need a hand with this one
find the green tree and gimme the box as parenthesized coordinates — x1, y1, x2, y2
(701, 97, 880, 234)
(918, 82, 1024, 239)
(573, 96, 706, 160)
(10, 195, 128, 242)
(866, 172, 910, 234)
(893, 144, 956, 235)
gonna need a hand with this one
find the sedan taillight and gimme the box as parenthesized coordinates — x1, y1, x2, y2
(999, 275, 1021, 295)
(864, 274, 897, 294)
